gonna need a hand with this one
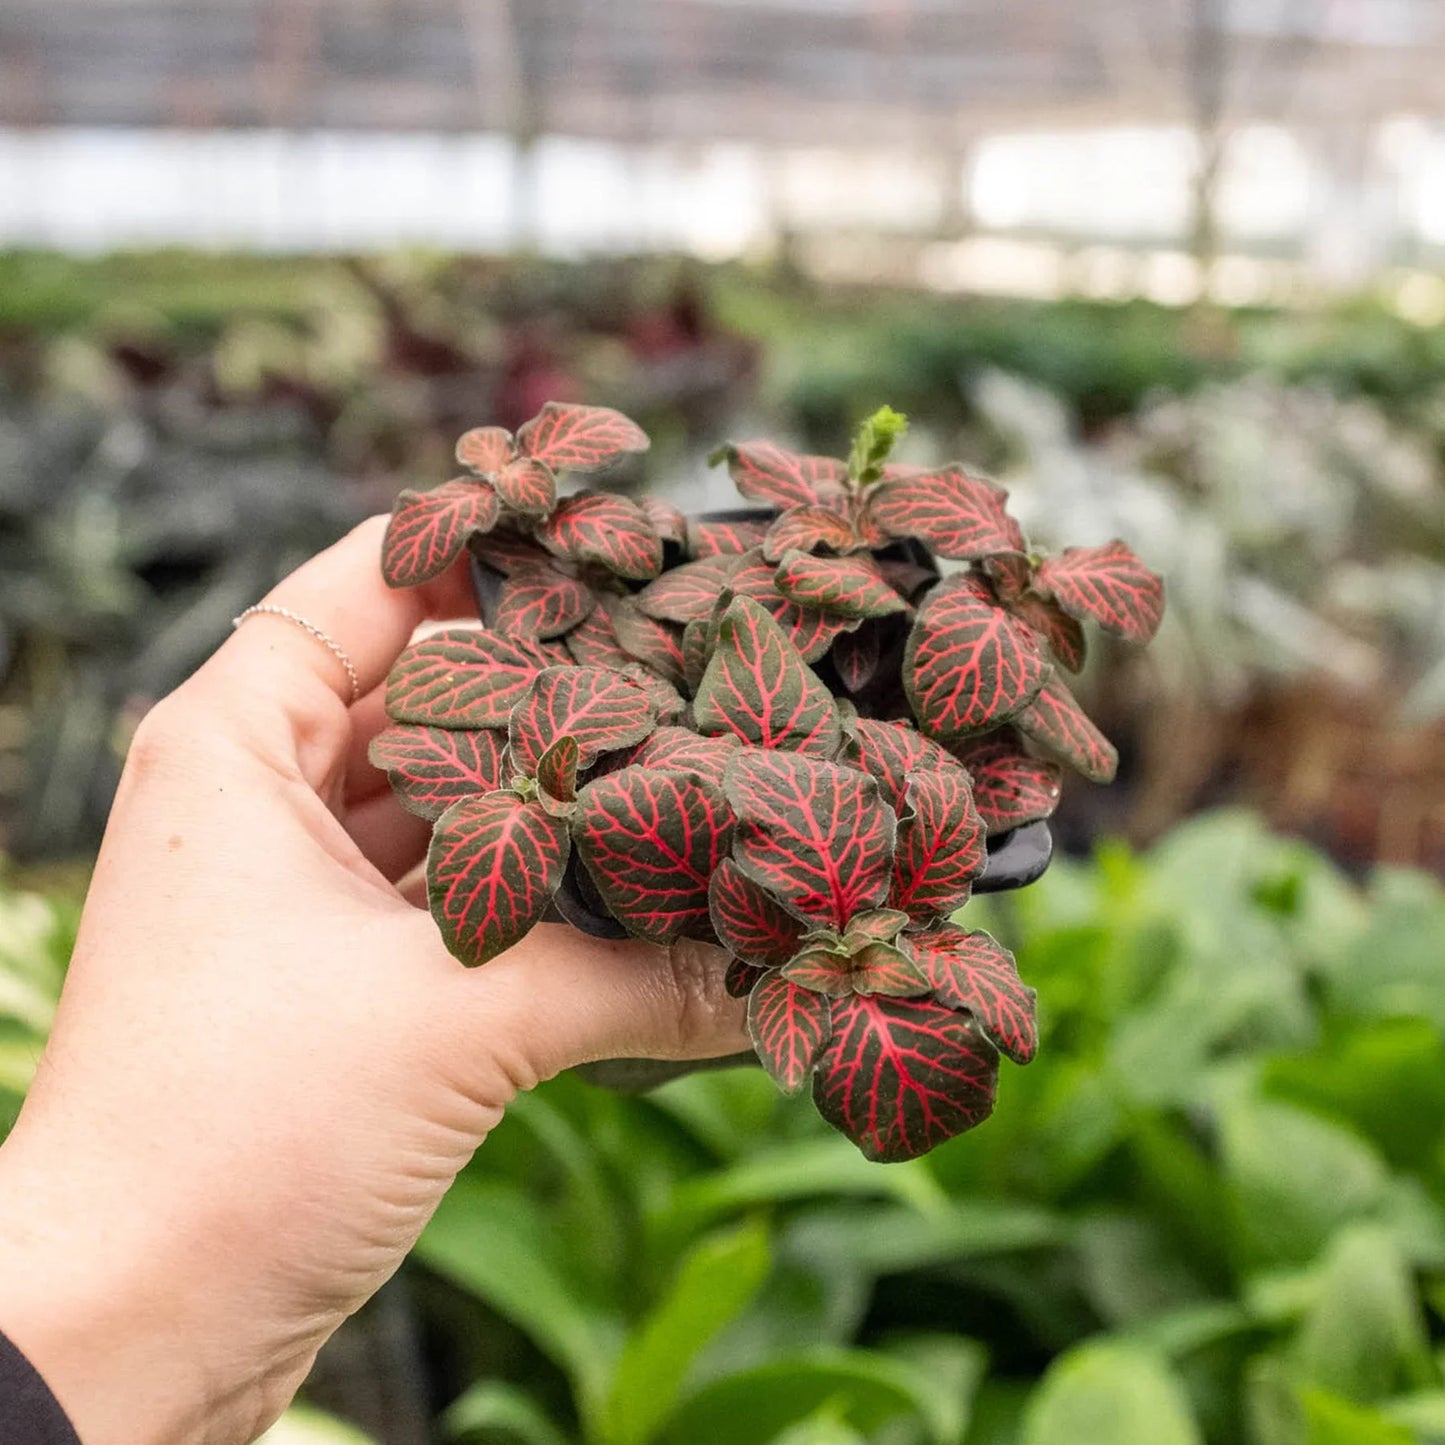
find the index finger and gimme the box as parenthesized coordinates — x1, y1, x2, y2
(193, 514, 476, 742)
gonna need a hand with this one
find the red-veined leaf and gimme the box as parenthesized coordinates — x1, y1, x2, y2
(983, 551, 1033, 600)
(724, 750, 895, 930)
(455, 425, 514, 475)
(470, 528, 557, 577)
(515, 402, 650, 474)
(869, 466, 1021, 561)
(508, 666, 656, 773)
(386, 628, 543, 729)
(709, 857, 806, 966)
(630, 727, 742, 786)
(513, 634, 574, 668)
(635, 554, 743, 623)
(1011, 594, 1087, 672)
(831, 623, 881, 694)
(763, 505, 857, 562)
(535, 735, 580, 812)
(1034, 539, 1164, 643)
(850, 942, 930, 998)
(780, 945, 855, 997)
(812, 994, 999, 1162)
(565, 606, 635, 668)
(539, 492, 663, 580)
(890, 768, 987, 921)
(729, 551, 851, 662)
(601, 596, 688, 688)
(903, 580, 1049, 738)
(694, 597, 841, 756)
(640, 495, 687, 543)
(947, 732, 1063, 835)
(1014, 675, 1118, 783)
(843, 909, 909, 948)
(493, 456, 556, 515)
(748, 973, 832, 1093)
(615, 663, 686, 724)
(382, 479, 499, 588)
(853, 506, 888, 550)
(573, 766, 734, 943)
(725, 956, 770, 999)
(368, 725, 508, 820)
(910, 924, 1037, 1064)
(682, 618, 710, 692)
(494, 566, 596, 639)
(834, 698, 862, 748)
(773, 550, 909, 619)
(716, 440, 847, 510)
(428, 793, 569, 965)
(846, 718, 968, 813)
(783, 940, 927, 998)
(688, 518, 770, 558)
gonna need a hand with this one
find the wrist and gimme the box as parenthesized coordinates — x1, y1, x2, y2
(0, 1128, 289, 1445)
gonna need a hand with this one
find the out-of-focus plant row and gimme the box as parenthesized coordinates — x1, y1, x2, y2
(5, 812, 1444, 1443)
(14, 251, 1445, 434)
(1, 251, 1441, 869)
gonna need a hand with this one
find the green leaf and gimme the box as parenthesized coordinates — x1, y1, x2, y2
(259, 1407, 378, 1444)
(765, 1413, 868, 1445)
(667, 1138, 946, 1233)
(846, 405, 909, 487)
(602, 1220, 772, 1445)
(658, 1348, 956, 1445)
(1290, 1226, 1435, 1403)
(1264, 1018, 1445, 1176)
(783, 1199, 1065, 1276)
(1325, 871, 1445, 1030)
(1383, 1390, 1445, 1440)
(1074, 1214, 1212, 1329)
(1220, 1094, 1389, 1270)
(415, 1176, 622, 1424)
(444, 1382, 571, 1445)
(878, 1335, 987, 1445)
(1248, 1361, 1420, 1445)
(1020, 1342, 1202, 1445)
(1296, 1390, 1419, 1445)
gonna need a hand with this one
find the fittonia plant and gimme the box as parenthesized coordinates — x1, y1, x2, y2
(374, 401, 1165, 1161)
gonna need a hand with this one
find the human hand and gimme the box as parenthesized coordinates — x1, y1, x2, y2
(0, 517, 747, 1445)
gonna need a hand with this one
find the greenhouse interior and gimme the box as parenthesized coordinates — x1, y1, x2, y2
(1, 1, 1444, 1443)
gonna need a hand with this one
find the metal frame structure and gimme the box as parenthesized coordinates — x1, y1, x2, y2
(3, 0, 1443, 142)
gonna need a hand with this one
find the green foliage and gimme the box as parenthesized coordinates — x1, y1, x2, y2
(0, 866, 79, 1131)
(5, 815, 1444, 1443)
(1020, 1343, 1202, 1445)
(845, 405, 908, 487)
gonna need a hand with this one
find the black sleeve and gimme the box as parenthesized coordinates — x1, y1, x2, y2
(0, 1329, 82, 1444)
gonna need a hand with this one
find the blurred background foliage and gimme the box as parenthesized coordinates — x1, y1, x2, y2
(5, 812, 1445, 1444)
(1, 251, 1442, 868)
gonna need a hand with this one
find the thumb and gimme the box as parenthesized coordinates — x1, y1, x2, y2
(434, 923, 751, 1095)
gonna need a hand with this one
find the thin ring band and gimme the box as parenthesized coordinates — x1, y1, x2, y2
(232, 604, 362, 705)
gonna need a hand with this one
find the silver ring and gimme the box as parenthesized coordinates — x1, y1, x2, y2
(232, 604, 361, 705)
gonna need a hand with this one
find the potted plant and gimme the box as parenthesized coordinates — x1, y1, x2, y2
(372, 402, 1163, 1161)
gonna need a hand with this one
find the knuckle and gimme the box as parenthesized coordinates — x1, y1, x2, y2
(120, 693, 205, 784)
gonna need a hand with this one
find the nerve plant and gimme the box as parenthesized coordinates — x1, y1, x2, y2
(373, 401, 1164, 1161)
